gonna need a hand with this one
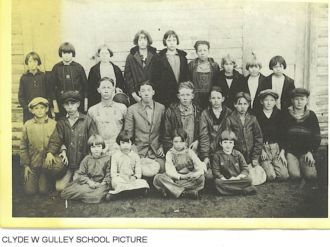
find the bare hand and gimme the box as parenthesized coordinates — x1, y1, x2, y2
(24, 166, 32, 184)
(45, 153, 55, 168)
(279, 149, 287, 167)
(237, 174, 247, 179)
(116, 88, 123, 93)
(189, 172, 201, 180)
(87, 180, 97, 189)
(156, 146, 165, 158)
(203, 158, 210, 168)
(189, 140, 198, 152)
(261, 149, 268, 161)
(304, 152, 315, 166)
(59, 150, 68, 166)
(132, 93, 141, 102)
(130, 176, 137, 181)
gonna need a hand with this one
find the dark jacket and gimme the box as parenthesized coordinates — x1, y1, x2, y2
(216, 69, 244, 110)
(152, 48, 188, 107)
(225, 111, 263, 163)
(241, 73, 266, 113)
(211, 149, 249, 179)
(261, 73, 295, 111)
(199, 106, 232, 160)
(163, 103, 201, 153)
(124, 46, 158, 103)
(87, 61, 125, 108)
(47, 113, 98, 170)
(281, 107, 321, 156)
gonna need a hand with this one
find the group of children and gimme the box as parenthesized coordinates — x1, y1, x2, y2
(19, 29, 321, 204)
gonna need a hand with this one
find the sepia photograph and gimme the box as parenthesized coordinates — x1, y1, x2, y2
(4, 0, 329, 226)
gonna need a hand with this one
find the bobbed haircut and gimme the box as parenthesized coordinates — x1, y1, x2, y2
(87, 134, 106, 149)
(269, 55, 287, 70)
(209, 86, 224, 98)
(139, 80, 155, 90)
(58, 42, 76, 57)
(220, 129, 237, 142)
(220, 54, 237, 69)
(97, 77, 115, 88)
(173, 128, 188, 142)
(133, 30, 153, 46)
(116, 130, 134, 145)
(194, 40, 210, 51)
(25, 51, 42, 66)
(178, 81, 194, 93)
(97, 44, 114, 57)
(163, 30, 179, 46)
(245, 52, 262, 70)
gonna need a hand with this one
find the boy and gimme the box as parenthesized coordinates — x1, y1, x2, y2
(124, 80, 166, 176)
(50, 42, 88, 116)
(255, 89, 289, 181)
(88, 77, 127, 155)
(211, 130, 256, 195)
(225, 92, 263, 166)
(45, 91, 97, 191)
(163, 81, 201, 154)
(20, 97, 57, 195)
(281, 88, 320, 180)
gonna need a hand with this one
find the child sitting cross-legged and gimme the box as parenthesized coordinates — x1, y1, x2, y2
(211, 130, 256, 195)
(153, 128, 205, 199)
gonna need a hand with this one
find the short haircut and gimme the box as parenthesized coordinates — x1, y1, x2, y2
(97, 77, 115, 88)
(139, 80, 155, 90)
(220, 130, 237, 142)
(97, 44, 114, 57)
(178, 81, 194, 93)
(194, 40, 210, 51)
(269, 55, 287, 70)
(245, 53, 262, 70)
(173, 128, 188, 142)
(220, 54, 237, 69)
(133, 30, 153, 46)
(116, 130, 134, 145)
(235, 92, 251, 104)
(58, 42, 75, 57)
(163, 30, 179, 46)
(25, 51, 42, 65)
(209, 86, 224, 98)
(87, 134, 106, 149)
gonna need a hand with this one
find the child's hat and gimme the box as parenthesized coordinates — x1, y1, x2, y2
(28, 97, 49, 109)
(291, 88, 310, 98)
(60, 90, 81, 103)
(258, 89, 279, 100)
(235, 92, 251, 103)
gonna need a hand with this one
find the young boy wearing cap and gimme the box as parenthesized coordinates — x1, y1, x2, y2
(281, 88, 320, 180)
(255, 89, 289, 181)
(20, 97, 57, 195)
(211, 130, 256, 195)
(45, 91, 98, 191)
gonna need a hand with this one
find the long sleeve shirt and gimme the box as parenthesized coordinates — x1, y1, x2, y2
(110, 150, 142, 179)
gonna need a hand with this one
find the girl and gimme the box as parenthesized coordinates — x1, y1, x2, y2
(124, 30, 158, 104)
(88, 44, 126, 107)
(188, 40, 220, 109)
(152, 30, 188, 107)
(60, 135, 111, 204)
(107, 130, 149, 200)
(18, 52, 52, 122)
(153, 128, 205, 199)
(216, 54, 244, 110)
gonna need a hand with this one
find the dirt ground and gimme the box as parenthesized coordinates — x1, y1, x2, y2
(12, 147, 328, 218)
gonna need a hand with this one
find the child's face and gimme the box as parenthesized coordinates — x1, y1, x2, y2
(97, 80, 115, 100)
(209, 91, 224, 109)
(165, 35, 178, 51)
(99, 48, 111, 63)
(90, 144, 103, 157)
(31, 104, 48, 119)
(63, 101, 80, 114)
(248, 65, 260, 77)
(120, 140, 132, 153)
(220, 140, 235, 153)
(139, 84, 155, 103)
(262, 95, 276, 111)
(272, 63, 284, 76)
(196, 44, 209, 61)
(173, 136, 185, 151)
(138, 34, 148, 49)
(27, 57, 38, 71)
(292, 96, 308, 110)
(234, 97, 249, 114)
(178, 88, 194, 107)
(223, 61, 234, 73)
(61, 52, 73, 63)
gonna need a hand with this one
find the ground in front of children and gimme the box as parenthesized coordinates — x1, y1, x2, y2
(12, 148, 328, 218)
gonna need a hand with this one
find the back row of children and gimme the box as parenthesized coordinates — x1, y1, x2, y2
(19, 29, 321, 203)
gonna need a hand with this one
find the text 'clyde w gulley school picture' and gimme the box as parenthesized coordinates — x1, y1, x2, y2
(1, 0, 329, 228)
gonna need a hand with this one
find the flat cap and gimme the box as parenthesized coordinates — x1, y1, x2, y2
(291, 88, 310, 98)
(235, 92, 251, 103)
(258, 89, 279, 100)
(60, 90, 81, 103)
(28, 97, 49, 109)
